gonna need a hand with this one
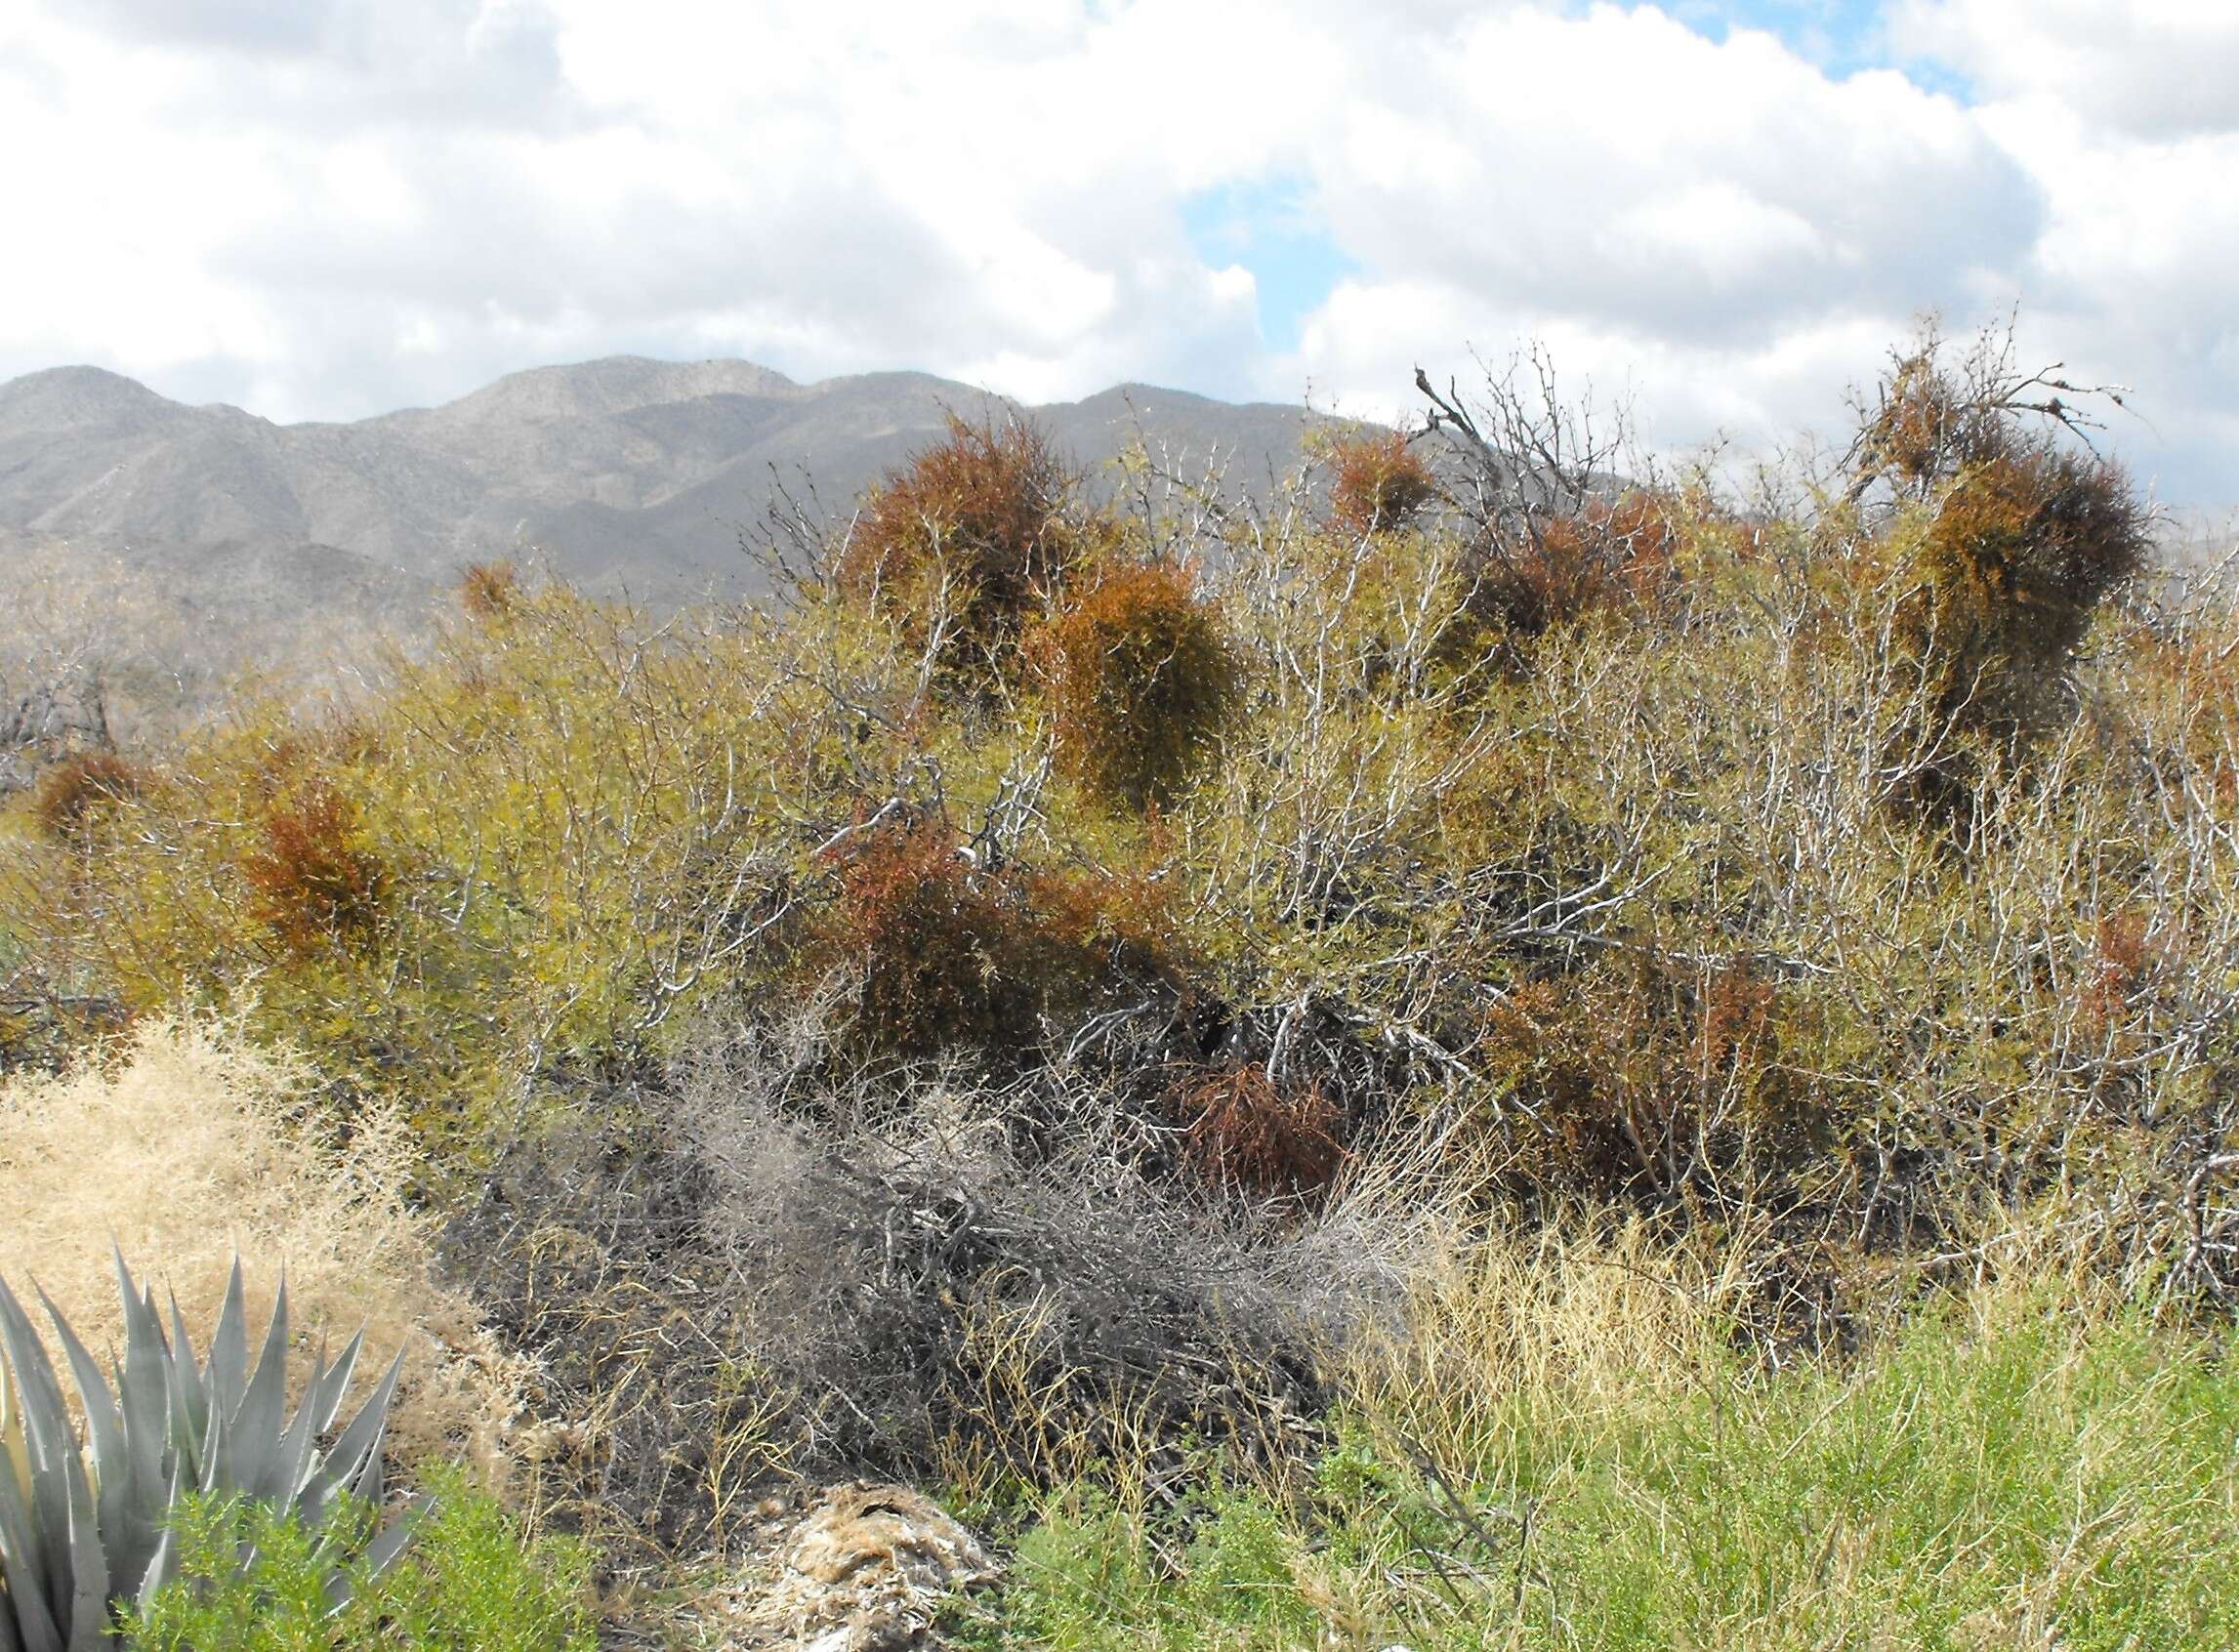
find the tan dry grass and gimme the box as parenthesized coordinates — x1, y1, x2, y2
(0, 1017, 521, 1486)
(1308, 1136, 1754, 1484)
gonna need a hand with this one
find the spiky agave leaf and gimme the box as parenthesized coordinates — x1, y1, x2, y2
(0, 1275, 106, 1652)
(222, 1271, 290, 1501)
(31, 1294, 131, 1624)
(295, 1348, 406, 1538)
(105, 1261, 175, 1606)
(0, 1254, 426, 1648)
(0, 1345, 62, 1652)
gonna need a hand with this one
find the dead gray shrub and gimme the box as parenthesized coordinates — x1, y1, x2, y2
(677, 1016, 1336, 1499)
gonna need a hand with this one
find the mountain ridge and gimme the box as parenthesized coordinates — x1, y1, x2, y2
(0, 356, 1343, 616)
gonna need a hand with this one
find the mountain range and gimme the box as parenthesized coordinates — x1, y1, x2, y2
(0, 357, 1338, 624)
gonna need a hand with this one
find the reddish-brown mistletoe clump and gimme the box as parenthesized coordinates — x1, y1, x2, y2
(1328, 430, 1438, 537)
(1472, 491, 1683, 641)
(1170, 1061, 1348, 1198)
(459, 559, 522, 622)
(30, 751, 144, 839)
(1847, 333, 2151, 752)
(241, 783, 389, 953)
(819, 814, 1182, 1058)
(834, 415, 1103, 685)
(1903, 445, 2149, 742)
(1033, 559, 1239, 812)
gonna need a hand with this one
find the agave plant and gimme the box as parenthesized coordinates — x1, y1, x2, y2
(0, 1253, 419, 1652)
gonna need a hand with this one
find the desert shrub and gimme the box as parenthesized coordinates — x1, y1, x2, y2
(125, 1473, 596, 1652)
(1195, 476, 2239, 1281)
(1171, 1060, 1348, 1198)
(832, 415, 1101, 684)
(436, 1016, 1349, 1561)
(1327, 430, 1437, 537)
(2, 320, 2230, 1341)
(29, 748, 143, 837)
(0, 585, 825, 1136)
(242, 780, 390, 952)
(1034, 559, 1239, 811)
(0, 1018, 521, 1479)
(436, 1107, 787, 1570)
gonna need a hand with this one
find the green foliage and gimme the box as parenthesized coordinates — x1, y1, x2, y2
(968, 1481, 1326, 1651)
(968, 1297, 2239, 1650)
(0, 589, 830, 1152)
(122, 1471, 595, 1652)
(0, 1255, 411, 1652)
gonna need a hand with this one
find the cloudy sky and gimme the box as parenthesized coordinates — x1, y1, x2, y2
(3, 0, 2233, 504)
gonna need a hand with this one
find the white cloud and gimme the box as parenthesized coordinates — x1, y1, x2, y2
(0, 0, 2233, 502)
(1882, 1, 2239, 499)
(1889, 0, 2239, 140)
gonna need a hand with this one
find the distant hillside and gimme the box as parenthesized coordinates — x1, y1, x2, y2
(0, 358, 1339, 615)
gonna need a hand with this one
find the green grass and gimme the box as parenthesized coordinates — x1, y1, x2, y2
(122, 1470, 597, 1652)
(959, 1296, 2239, 1651)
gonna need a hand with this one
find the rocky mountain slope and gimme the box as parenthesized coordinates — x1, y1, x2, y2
(0, 357, 1333, 615)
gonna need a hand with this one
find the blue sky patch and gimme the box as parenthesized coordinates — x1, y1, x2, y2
(1657, 0, 1974, 100)
(1182, 179, 1356, 354)
(1666, 0, 1884, 72)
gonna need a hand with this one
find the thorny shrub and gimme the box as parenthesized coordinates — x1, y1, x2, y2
(681, 1031, 1332, 1500)
(437, 1109, 772, 1567)
(1034, 558, 1240, 811)
(2, 319, 2231, 1342)
(438, 1017, 1351, 1562)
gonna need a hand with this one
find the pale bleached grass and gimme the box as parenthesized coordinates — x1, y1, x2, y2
(0, 1017, 521, 1485)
